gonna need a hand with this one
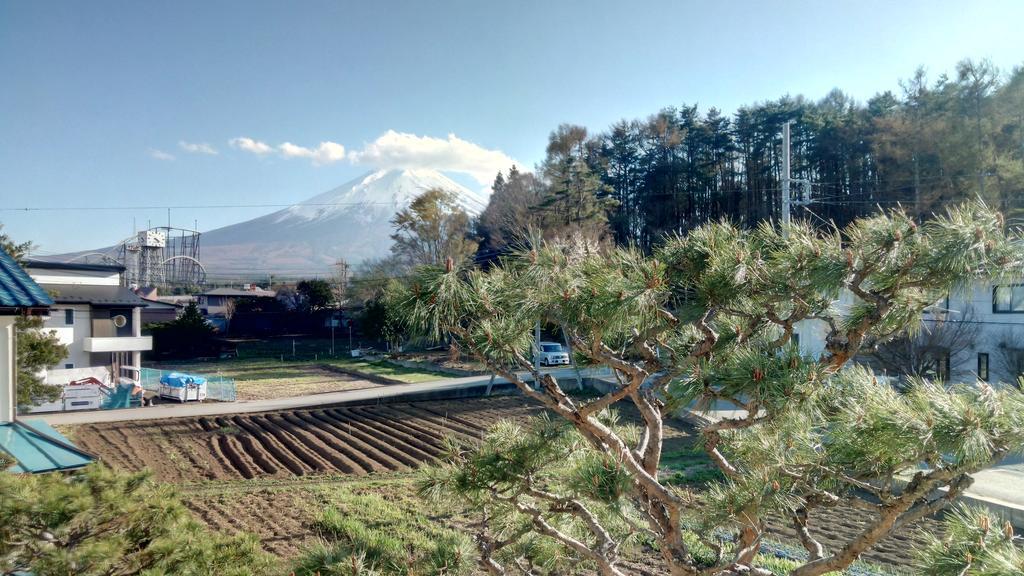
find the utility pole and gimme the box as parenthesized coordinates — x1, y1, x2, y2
(782, 121, 792, 234)
(534, 320, 541, 375)
(334, 259, 348, 305)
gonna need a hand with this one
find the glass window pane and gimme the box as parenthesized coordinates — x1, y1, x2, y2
(995, 286, 1014, 312)
(1014, 286, 1024, 311)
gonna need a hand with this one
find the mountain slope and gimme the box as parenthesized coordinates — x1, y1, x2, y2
(197, 168, 483, 276)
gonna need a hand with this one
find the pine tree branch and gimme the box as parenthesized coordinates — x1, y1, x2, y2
(791, 506, 825, 561)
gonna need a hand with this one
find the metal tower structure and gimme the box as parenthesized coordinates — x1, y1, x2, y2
(116, 226, 206, 289)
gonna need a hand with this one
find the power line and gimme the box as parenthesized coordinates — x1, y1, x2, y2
(0, 201, 438, 212)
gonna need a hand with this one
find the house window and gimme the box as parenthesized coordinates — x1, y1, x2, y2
(1007, 349, 1024, 382)
(922, 348, 951, 382)
(65, 363, 74, 369)
(978, 353, 989, 382)
(65, 309, 74, 325)
(924, 294, 950, 315)
(993, 285, 1024, 313)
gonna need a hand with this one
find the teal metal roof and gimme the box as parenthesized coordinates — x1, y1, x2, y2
(0, 248, 53, 310)
(0, 419, 93, 473)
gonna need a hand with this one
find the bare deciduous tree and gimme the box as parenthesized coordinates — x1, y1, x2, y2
(870, 305, 981, 384)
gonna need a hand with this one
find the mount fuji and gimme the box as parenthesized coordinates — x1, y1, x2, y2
(197, 168, 487, 276)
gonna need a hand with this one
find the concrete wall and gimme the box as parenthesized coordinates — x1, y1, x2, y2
(28, 269, 120, 286)
(44, 366, 111, 386)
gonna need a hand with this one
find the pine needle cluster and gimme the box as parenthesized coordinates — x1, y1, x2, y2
(388, 200, 1024, 576)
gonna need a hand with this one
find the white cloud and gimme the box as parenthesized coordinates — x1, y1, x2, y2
(148, 148, 175, 161)
(278, 141, 346, 165)
(229, 136, 273, 155)
(179, 140, 219, 155)
(348, 130, 518, 185)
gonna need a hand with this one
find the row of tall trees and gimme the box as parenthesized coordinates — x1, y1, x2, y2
(480, 59, 1024, 253)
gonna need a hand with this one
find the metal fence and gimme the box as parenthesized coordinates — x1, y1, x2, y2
(139, 367, 237, 402)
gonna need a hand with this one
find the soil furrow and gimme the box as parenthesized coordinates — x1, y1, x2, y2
(328, 408, 438, 462)
(320, 409, 424, 467)
(415, 405, 492, 431)
(214, 435, 257, 479)
(265, 413, 359, 474)
(279, 412, 368, 474)
(307, 410, 405, 471)
(388, 404, 485, 439)
(251, 415, 332, 473)
(76, 424, 136, 470)
(215, 416, 280, 475)
(352, 406, 452, 451)
(230, 416, 308, 476)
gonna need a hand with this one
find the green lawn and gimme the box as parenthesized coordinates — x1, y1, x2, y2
(321, 357, 452, 383)
(149, 338, 453, 394)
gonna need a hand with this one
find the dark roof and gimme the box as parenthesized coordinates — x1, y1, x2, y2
(47, 284, 148, 307)
(0, 248, 53, 311)
(202, 287, 276, 297)
(139, 297, 182, 310)
(23, 259, 125, 273)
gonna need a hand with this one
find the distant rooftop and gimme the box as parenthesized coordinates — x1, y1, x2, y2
(24, 259, 126, 273)
(0, 249, 53, 313)
(138, 297, 182, 310)
(202, 287, 276, 297)
(47, 284, 148, 307)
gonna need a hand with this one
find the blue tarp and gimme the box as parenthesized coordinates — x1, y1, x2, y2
(159, 372, 207, 387)
(0, 419, 93, 473)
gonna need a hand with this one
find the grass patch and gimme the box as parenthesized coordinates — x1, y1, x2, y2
(158, 358, 447, 384)
(293, 483, 473, 575)
(322, 357, 450, 383)
(211, 425, 242, 436)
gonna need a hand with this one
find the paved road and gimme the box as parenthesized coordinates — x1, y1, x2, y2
(35, 374, 499, 425)
(34, 367, 592, 426)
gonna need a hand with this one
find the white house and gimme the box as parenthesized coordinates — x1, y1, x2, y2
(1, 249, 94, 472)
(24, 260, 152, 385)
(795, 280, 1024, 387)
(197, 285, 275, 316)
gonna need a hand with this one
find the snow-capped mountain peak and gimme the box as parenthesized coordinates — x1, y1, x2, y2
(277, 168, 487, 223)
(192, 168, 490, 274)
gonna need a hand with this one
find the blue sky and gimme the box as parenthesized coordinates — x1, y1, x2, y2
(2, 0, 1022, 253)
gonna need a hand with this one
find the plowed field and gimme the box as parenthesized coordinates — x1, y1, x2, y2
(72, 396, 547, 482)
(71, 395, 934, 569)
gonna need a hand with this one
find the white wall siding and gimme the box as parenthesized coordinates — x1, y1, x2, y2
(41, 305, 92, 369)
(944, 283, 1024, 386)
(30, 270, 120, 286)
(795, 281, 1024, 388)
